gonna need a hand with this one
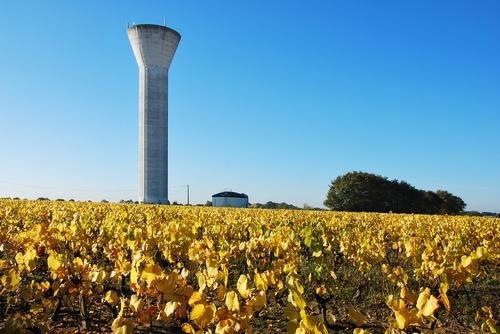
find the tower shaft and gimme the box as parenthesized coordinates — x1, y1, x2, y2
(138, 66, 168, 203)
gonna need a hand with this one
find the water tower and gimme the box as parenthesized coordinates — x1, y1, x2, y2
(127, 24, 181, 204)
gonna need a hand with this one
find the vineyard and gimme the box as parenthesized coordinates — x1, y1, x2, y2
(0, 200, 498, 333)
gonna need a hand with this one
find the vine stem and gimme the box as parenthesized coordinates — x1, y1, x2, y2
(79, 294, 90, 330)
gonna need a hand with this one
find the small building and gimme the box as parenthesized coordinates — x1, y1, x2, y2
(212, 191, 249, 208)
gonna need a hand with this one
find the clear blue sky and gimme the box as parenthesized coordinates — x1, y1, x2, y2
(1, 0, 499, 211)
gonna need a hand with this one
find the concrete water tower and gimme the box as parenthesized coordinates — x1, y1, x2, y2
(127, 24, 181, 204)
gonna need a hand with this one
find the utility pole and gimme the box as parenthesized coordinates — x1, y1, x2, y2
(187, 185, 190, 205)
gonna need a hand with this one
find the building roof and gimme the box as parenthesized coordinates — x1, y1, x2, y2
(212, 191, 248, 199)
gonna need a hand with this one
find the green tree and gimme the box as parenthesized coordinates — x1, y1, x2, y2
(324, 172, 394, 212)
(435, 190, 466, 214)
(324, 171, 466, 214)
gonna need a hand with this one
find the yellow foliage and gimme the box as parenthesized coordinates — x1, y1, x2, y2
(0, 199, 498, 333)
(348, 307, 367, 327)
(140, 263, 162, 284)
(400, 286, 417, 305)
(105, 290, 120, 306)
(47, 254, 61, 273)
(215, 319, 235, 334)
(252, 290, 267, 311)
(189, 291, 204, 306)
(1, 269, 20, 290)
(416, 288, 440, 317)
(190, 303, 216, 329)
(225, 291, 240, 312)
(164, 301, 179, 317)
(129, 294, 143, 313)
(206, 257, 218, 278)
(196, 271, 206, 292)
(111, 316, 134, 334)
(237, 274, 251, 299)
(254, 272, 268, 292)
(353, 329, 372, 334)
(439, 282, 451, 312)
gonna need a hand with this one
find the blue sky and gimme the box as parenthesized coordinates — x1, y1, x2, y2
(0, 0, 499, 211)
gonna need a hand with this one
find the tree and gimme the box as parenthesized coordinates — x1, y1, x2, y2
(324, 171, 466, 214)
(324, 172, 394, 212)
(420, 191, 443, 214)
(251, 201, 300, 210)
(435, 190, 466, 214)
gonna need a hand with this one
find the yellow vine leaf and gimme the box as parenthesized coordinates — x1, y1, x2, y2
(254, 272, 268, 292)
(439, 282, 451, 312)
(252, 290, 267, 311)
(141, 264, 162, 284)
(288, 291, 306, 311)
(315, 285, 328, 298)
(400, 286, 417, 305)
(47, 255, 61, 273)
(481, 319, 498, 333)
(130, 266, 139, 285)
(226, 291, 240, 312)
(0, 259, 9, 269)
(111, 316, 134, 334)
(190, 304, 205, 323)
(416, 288, 440, 317)
(206, 258, 218, 278)
(286, 318, 300, 334)
(301, 313, 328, 334)
(263, 270, 276, 286)
(155, 275, 176, 294)
(222, 266, 229, 287)
(181, 323, 196, 333)
(196, 271, 206, 292)
(387, 296, 416, 329)
(481, 306, 493, 317)
(164, 301, 179, 317)
(92, 269, 106, 283)
(129, 294, 143, 313)
(215, 319, 235, 334)
(217, 285, 227, 301)
(105, 290, 120, 306)
(461, 255, 472, 268)
(111, 298, 134, 334)
(237, 274, 251, 299)
(1, 269, 21, 290)
(394, 310, 412, 329)
(190, 303, 216, 329)
(15, 252, 24, 271)
(116, 259, 132, 275)
(21, 248, 38, 271)
(73, 257, 84, 271)
(189, 291, 204, 306)
(348, 307, 367, 327)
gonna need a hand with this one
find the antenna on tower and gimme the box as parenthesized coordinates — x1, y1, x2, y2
(163, 17, 166, 26)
